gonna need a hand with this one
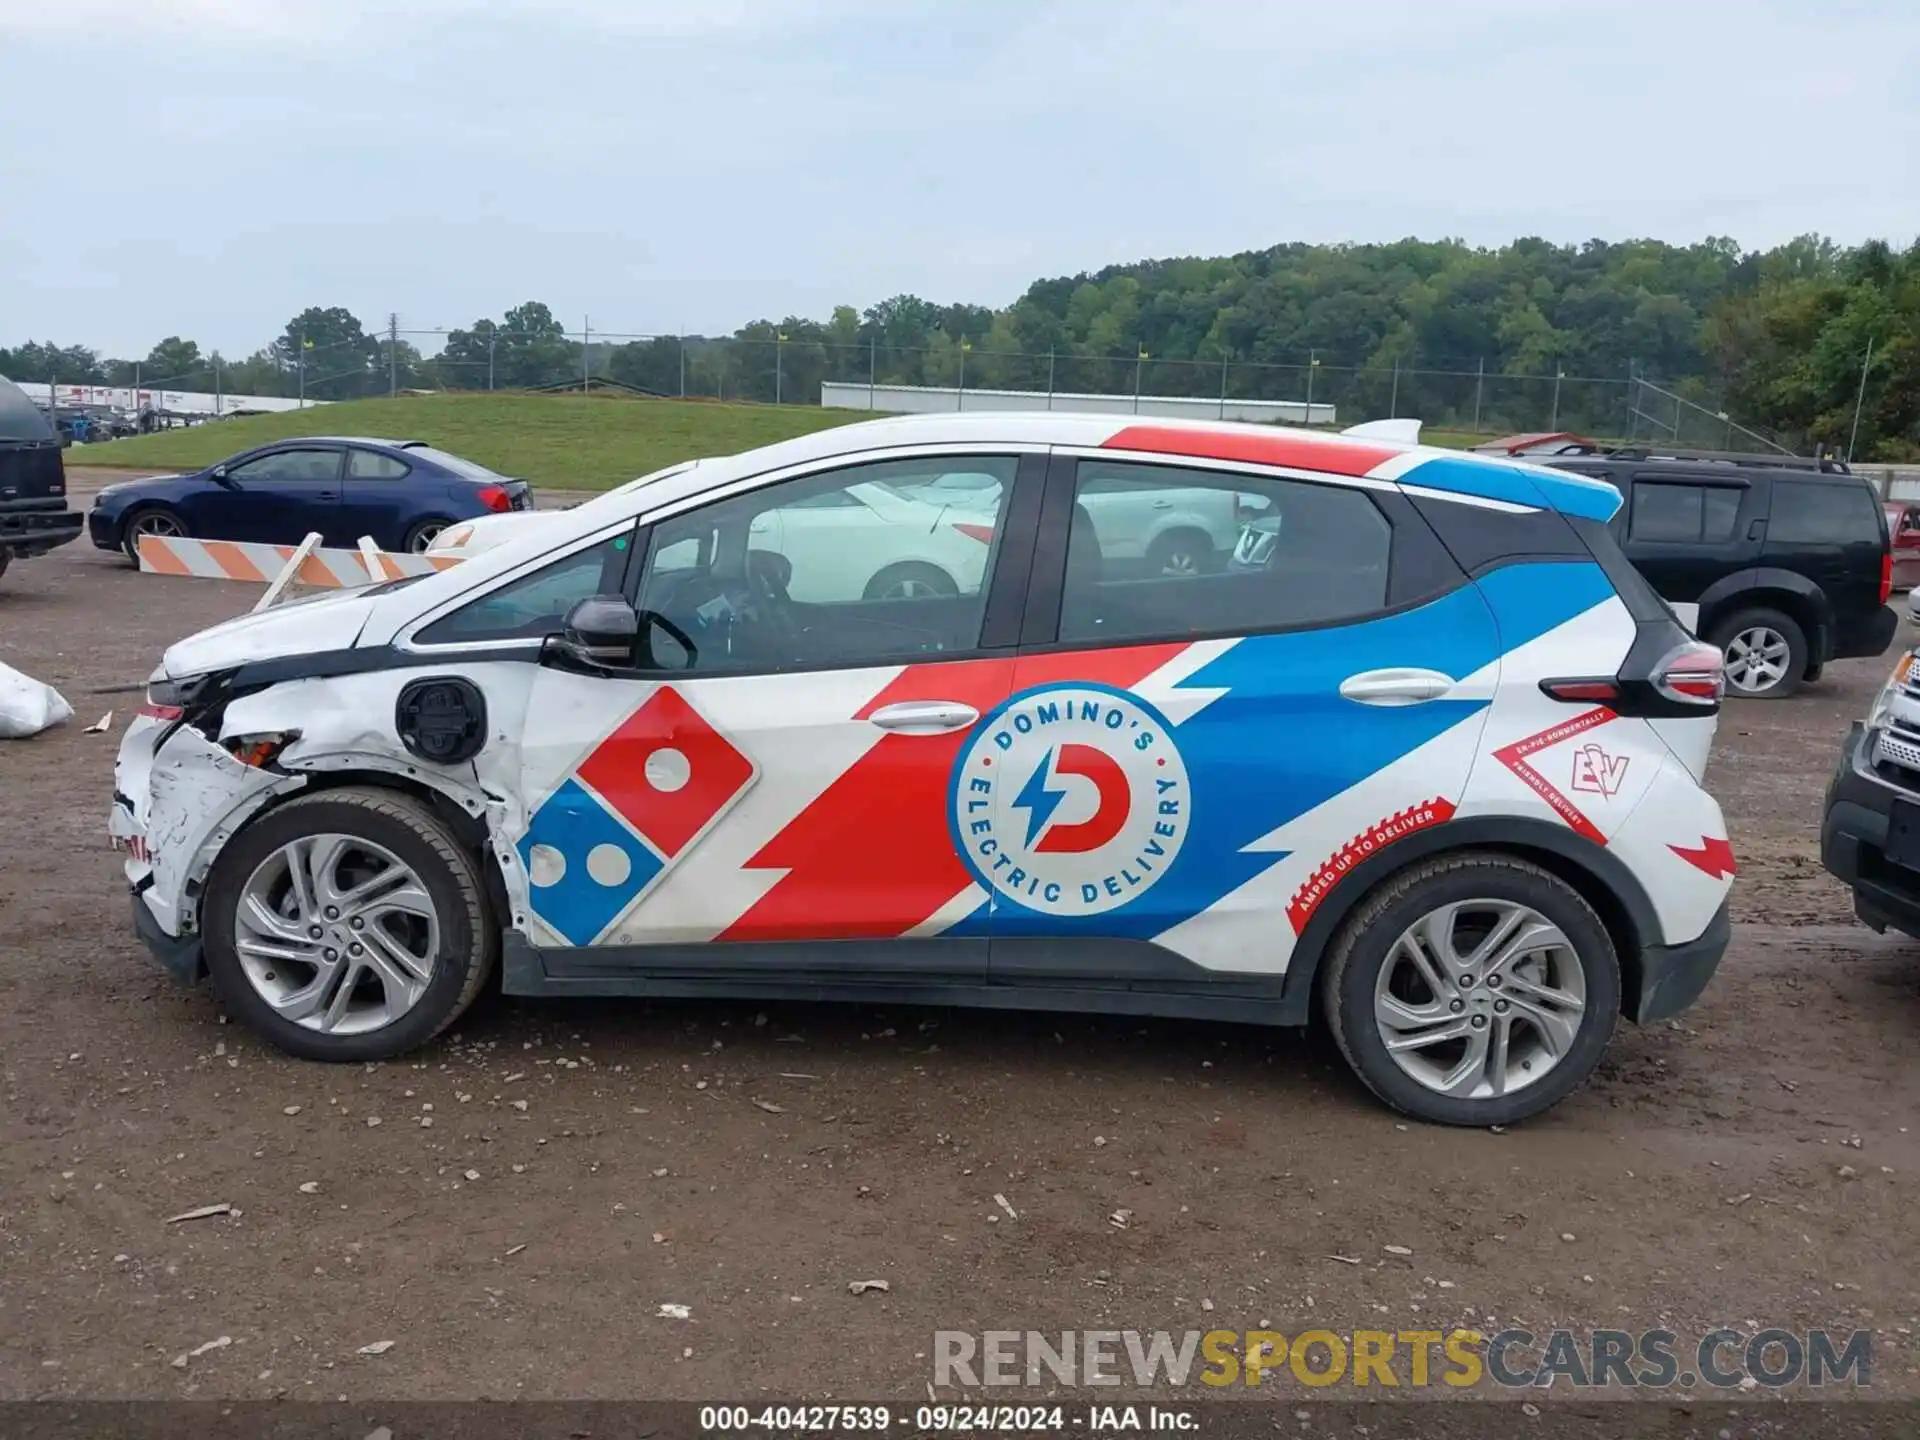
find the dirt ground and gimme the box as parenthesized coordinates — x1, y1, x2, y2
(2, 470, 1918, 1405)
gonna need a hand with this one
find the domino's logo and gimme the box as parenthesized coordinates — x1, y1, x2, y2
(519, 687, 756, 945)
(951, 683, 1190, 917)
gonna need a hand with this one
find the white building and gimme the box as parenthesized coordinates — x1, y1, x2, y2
(821, 381, 1335, 426)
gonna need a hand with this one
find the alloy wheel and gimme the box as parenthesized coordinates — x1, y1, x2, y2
(1372, 899, 1588, 1100)
(233, 833, 441, 1036)
(407, 523, 447, 553)
(1724, 626, 1792, 694)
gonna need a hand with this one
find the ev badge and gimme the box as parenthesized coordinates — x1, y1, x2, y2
(952, 684, 1190, 916)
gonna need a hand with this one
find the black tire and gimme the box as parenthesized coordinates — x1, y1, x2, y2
(120, 505, 189, 565)
(1709, 606, 1807, 700)
(863, 561, 958, 601)
(404, 517, 454, 553)
(1320, 852, 1622, 1127)
(200, 786, 498, 1063)
(1146, 527, 1213, 577)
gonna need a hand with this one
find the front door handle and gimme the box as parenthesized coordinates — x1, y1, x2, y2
(1339, 668, 1456, 706)
(869, 700, 980, 734)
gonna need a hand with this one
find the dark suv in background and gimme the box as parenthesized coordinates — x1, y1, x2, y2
(0, 375, 82, 586)
(1544, 447, 1896, 698)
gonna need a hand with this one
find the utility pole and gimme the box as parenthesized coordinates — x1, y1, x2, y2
(868, 335, 877, 410)
(957, 340, 970, 410)
(214, 356, 222, 416)
(1134, 348, 1147, 413)
(775, 332, 786, 405)
(582, 315, 591, 393)
(1388, 360, 1399, 420)
(388, 312, 399, 397)
(297, 334, 307, 408)
(1472, 356, 1485, 434)
(1046, 349, 1056, 410)
(679, 335, 687, 398)
(1847, 336, 1876, 462)
(1219, 353, 1229, 419)
(1304, 349, 1318, 425)
(487, 332, 496, 392)
(1550, 369, 1564, 431)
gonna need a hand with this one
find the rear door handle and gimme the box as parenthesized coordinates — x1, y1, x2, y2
(868, 700, 980, 734)
(1339, 668, 1455, 706)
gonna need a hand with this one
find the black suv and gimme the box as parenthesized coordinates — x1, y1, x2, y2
(1544, 447, 1896, 698)
(0, 375, 82, 584)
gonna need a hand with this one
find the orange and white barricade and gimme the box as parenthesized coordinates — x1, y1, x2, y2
(137, 533, 464, 589)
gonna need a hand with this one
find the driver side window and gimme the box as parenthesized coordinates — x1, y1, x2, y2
(634, 455, 1018, 675)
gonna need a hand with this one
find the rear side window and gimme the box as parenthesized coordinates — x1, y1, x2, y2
(348, 450, 410, 480)
(1058, 461, 1391, 645)
(1628, 483, 1740, 543)
(1768, 481, 1884, 544)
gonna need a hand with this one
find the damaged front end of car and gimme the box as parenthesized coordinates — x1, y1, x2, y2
(111, 662, 511, 984)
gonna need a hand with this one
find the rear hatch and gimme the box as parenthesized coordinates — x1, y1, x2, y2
(0, 375, 67, 513)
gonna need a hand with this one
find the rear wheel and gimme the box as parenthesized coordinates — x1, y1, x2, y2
(121, 506, 188, 566)
(1322, 853, 1621, 1126)
(404, 518, 453, 553)
(1711, 607, 1806, 699)
(201, 787, 497, 1062)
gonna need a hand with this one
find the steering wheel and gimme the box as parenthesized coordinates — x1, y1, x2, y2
(651, 562, 796, 662)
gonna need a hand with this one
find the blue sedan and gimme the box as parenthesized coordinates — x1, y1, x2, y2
(88, 436, 534, 560)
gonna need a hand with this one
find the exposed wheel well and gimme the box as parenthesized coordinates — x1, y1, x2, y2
(251, 769, 511, 931)
(1702, 590, 1822, 662)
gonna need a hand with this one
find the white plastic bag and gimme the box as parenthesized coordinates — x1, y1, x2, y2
(0, 661, 73, 739)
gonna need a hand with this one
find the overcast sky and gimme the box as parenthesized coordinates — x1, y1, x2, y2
(2, 0, 1915, 358)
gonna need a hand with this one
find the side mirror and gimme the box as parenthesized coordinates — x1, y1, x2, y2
(547, 594, 640, 669)
(210, 464, 231, 483)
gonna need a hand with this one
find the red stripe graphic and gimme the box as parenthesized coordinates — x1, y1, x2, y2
(723, 643, 1188, 942)
(1670, 835, 1737, 880)
(1103, 425, 1399, 479)
(1491, 707, 1615, 845)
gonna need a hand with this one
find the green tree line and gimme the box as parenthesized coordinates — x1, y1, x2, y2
(5, 235, 1915, 457)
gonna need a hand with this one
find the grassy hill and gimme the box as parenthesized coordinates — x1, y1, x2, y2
(73, 391, 1487, 491)
(71, 393, 868, 490)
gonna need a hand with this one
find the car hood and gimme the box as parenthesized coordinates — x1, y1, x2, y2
(160, 587, 382, 678)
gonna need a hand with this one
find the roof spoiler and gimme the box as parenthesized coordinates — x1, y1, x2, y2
(1341, 418, 1421, 445)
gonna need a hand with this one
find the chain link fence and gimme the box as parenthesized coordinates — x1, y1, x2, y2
(23, 323, 1795, 455)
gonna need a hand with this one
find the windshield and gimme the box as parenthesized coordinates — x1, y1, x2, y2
(397, 444, 506, 480)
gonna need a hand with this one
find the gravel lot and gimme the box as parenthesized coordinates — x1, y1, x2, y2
(2, 471, 1917, 1403)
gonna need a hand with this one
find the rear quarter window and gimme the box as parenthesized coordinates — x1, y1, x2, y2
(1767, 481, 1884, 545)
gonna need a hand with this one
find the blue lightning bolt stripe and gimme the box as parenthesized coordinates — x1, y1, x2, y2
(1011, 750, 1066, 847)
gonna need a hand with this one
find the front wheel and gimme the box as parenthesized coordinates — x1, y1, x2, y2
(1145, 528, 1213, 578)
(200, 787, 497, 1062)
(1321, 853, 1621, 1126)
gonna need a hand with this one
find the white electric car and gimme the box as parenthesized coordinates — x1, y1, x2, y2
(111, 412, 1735, 1125)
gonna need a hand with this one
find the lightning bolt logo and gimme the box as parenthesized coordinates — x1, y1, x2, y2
(1012, 750, 1067, 847)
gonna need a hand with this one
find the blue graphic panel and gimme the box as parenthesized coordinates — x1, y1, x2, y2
(987, 563, 1619, 944)
(519, 778, 666, 946)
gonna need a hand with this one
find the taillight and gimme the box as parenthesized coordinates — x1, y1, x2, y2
(1652, 641, 1726, 705)
(478, 484, 512, 514)
(952, 522, 995, 544)
(137, 700, 183, 721)
(1881, 547, 1894, 605)
(1541, 639, 1723, 714)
